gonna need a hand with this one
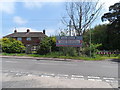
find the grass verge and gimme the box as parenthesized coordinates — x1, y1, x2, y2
(1, 52, 119, 61)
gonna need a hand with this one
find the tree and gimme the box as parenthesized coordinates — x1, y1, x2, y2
(101, 2, 120, 27)
(101, 2, 120, 50)
(0, 38, 25, 53)
(62, 0, 103, 36)
(84, 23, 120, 50)
(61, 0, 103, 56)
(37, 37, 58, 55)
(84, 24, 109, 50)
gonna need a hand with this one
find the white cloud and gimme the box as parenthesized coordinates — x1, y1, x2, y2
(1, 0, 65, 2)
(23, 1, 43, 9)
(13, 16, 28, 25)
(0, 1, 16, 14)
(0, 0, 119, 14)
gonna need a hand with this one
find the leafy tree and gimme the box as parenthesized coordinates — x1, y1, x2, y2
(37, 37, 58, 55)
(101, 2, 120, 27)
(101, 2, 120, 50)
(84, 24, 108, 50)
(0, 38, 25, 53)
(82, 43, 101, 57)
(84, 23, 120, 50)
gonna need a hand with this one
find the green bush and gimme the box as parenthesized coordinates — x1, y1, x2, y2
(0, 38, 25, 53)
(118, 54, 120, 59)
(82, 43, 102, 57)
(59, 47, 77, 56)
(37, 36, 58, 55)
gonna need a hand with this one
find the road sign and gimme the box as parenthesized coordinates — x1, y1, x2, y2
(56, 36, 82, 47)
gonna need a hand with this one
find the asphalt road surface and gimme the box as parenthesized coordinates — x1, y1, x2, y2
(2, 58, 118, 78)
(1, 57, 119, 88)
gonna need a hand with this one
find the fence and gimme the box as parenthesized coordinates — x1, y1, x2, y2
(96, 51, 120, 56)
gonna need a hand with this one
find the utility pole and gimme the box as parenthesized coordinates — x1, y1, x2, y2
(89, 25, 91, 57)
(89, 14, 94, 57)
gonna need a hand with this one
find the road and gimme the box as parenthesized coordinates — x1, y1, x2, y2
(1, 57, 119, 88)
(2, 58, 118, 77)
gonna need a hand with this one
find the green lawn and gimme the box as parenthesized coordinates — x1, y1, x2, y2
(1, 52, 119, 61)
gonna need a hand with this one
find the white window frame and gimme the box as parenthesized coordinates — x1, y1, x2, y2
(26, 37, 31, 41)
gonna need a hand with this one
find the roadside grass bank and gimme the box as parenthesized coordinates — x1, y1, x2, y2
(1, 52, 119, 61)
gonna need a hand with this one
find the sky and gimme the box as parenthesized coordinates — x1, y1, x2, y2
(0, 0, 119, 37)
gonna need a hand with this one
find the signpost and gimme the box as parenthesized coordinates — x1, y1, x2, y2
(56, 36, 82, 47)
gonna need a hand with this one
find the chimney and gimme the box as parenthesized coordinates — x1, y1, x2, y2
(27, 29, 30, 33)
(43, 29, 45, 34)
(14, 30, 17, 33)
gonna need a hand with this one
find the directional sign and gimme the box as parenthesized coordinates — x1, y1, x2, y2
(56, 36, 82, 47)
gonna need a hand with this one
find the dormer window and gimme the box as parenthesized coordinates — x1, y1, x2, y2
(17, 37, 22, 41)
(26, 37, 31, 41)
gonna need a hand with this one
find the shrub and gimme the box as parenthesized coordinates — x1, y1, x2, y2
(0, 38, 25, 53)
(82, 43, 102, 57)
(59, 47, 77, 56)
(37, 36, 58, 55)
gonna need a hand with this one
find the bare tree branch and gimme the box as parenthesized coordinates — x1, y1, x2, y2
(61, 0, 103, 36)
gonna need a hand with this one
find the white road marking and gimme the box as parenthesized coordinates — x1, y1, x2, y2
(28, 74, 33, 76)
(47, 74, 55, 76)
(3, 69, 118, 83)
(105, 80, 114, 82)
(41, 75, 51, 77)
(95, 79, 102, 81)
(71, 78, 84, 80)
(72, 75, 84, 78)
(88, 79, 102, 81)
(57, 74, 69, 77)
(16, 73, 22, 76)
(88, 79, 95, 81)
(103, 77, 115, 80)
(88, 76, 100, 79)
(55, 76, 68, 79)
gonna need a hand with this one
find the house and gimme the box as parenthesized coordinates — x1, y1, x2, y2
(3, 29, 47, 53)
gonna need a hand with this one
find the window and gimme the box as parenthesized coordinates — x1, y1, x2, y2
(17, 37, 22, 41)
(26, 37, 31, 41)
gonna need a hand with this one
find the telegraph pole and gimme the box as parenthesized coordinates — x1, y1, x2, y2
(90, 25, 91, 57)
(89, 14, 94, 57)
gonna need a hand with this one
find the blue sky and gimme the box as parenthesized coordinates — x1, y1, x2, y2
(0, 0, 119, 37)
(1, 2, 66, 37)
